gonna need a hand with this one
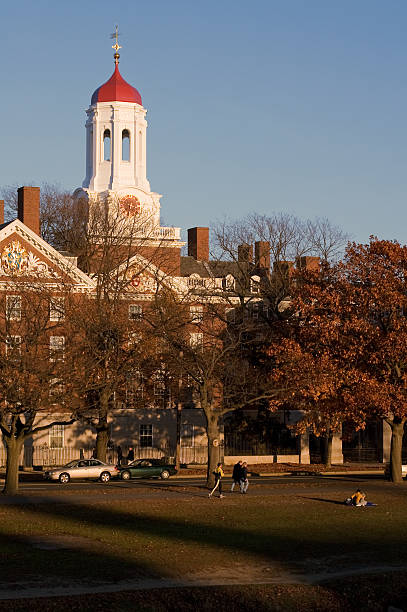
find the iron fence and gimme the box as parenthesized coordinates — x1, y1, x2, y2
(0, 445, 209, 468)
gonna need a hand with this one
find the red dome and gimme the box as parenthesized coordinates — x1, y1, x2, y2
(91, 64, 142, 105)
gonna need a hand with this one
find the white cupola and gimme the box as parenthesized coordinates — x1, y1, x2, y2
(74, 31, 183, 248)
(82, 52, 150, 194)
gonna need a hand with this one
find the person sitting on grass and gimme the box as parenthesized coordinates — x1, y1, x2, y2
(345, 488, 367, 506)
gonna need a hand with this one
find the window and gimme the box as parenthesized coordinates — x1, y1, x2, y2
(50, 297, 65, 322)
(6, 295, 21, 321)
(250, 275, 261, 294)
(129, 304, 142, 320)
(50, 336, 65, 361)
(49, 378, 65, 400)
(222, 274, 235, 291)
(154, 373, 166, 398)
(188, 274, 205, 288)
(139, 424, 153, 448)
(190, 332, 203, 350)
(181, 424, 195, 447)
(49, 424, 64, 449)
(6, 335, 21, 359)
(190, 305, 203, 323)
(126, 371, 144, 404)
(103, 129, 111, 161)
(122, 129, 130, 161)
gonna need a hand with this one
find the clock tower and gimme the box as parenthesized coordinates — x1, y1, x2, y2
(74, 31, 181, 248)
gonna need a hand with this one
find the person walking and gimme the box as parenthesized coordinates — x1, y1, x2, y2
(231, 460, 243, 492)
(208, 462, 224, 499)
(117, 445, 123, 467)
(127, 447, 135, 464)
(240, 461, 249, 494)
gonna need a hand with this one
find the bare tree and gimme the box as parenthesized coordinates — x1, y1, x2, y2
(66, 192, 178, 461)
(0, 285, 78, 495)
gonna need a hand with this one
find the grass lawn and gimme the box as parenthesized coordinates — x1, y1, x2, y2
(0, 478, 407, 610)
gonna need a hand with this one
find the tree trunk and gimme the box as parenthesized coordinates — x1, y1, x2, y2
(175, 402, 181, 472)
(322, 434, 333, 468)
(206, 414, 221, 487)
(3, 436, 24, 495)
(96, 424, 109, 462)
(95, 390, 110, 462)
(389, 419, 405, 483)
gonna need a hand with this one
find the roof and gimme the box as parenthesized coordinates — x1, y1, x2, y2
(180, 256, 254, 279)
(91, 64, 142, 106)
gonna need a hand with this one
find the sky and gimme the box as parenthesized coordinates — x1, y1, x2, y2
(1, 0, 407, 244)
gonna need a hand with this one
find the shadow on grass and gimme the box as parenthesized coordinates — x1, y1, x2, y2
(0, 486, 406, 609)
(300, 496, 346, 506)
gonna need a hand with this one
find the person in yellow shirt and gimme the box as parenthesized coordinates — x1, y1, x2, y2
(208, 463, 224, 499)
(351, 489, 367, 506)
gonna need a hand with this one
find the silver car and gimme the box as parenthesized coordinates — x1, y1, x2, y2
(43, 459, 119, 483)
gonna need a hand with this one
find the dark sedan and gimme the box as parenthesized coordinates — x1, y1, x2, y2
(118, 458, 177, 480)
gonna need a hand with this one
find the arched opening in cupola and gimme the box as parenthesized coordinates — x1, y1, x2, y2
(122, 129, 130, 161)
(103, 129, 111, 161)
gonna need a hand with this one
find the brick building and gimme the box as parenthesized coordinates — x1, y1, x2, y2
(0, 48, 395, 469)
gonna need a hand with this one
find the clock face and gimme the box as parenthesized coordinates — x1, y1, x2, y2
(119, 195, 141, 217)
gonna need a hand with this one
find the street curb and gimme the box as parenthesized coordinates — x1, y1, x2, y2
(0, 469, 385, 484)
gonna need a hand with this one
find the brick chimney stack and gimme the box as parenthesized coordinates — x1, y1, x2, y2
(296, 256, 320, 272)
(0, 200, 4, 225)
(238, 243, 253, 263)
(188, 227, 209, 262)
(17, 187, 40, 235)
(254, 241, 270, 270)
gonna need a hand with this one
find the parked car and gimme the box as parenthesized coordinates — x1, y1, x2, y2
(43, 459, 119, 483)
(118, 458, 177, 480)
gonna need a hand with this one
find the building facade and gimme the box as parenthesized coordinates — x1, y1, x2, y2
(0, 47, 397, 469)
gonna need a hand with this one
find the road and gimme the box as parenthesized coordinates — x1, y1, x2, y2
(0, 472, 387, 503)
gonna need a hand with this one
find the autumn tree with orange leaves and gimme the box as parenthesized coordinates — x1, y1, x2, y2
(272, 238, 407, 480)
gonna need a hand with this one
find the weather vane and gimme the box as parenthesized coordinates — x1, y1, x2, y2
(110, 25, 122, 64)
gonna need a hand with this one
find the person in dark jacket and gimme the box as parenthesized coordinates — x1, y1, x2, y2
(127, 447, 135, 463)
(231, 460, 243, 492)
(240, 462, 249, 494)
(117, 445, 123, 466)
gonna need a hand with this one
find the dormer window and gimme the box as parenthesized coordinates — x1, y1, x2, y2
(122, 129, 130, 161)
(222, 274, 235, 291)
(103, 129, 111, 161)
(250, 275, 261, 294)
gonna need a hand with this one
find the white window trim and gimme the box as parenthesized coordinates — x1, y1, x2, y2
(139, 424, 153, 448)
(129, 304, 142, 320)
(6, 335, 21, 356)
(49, 424, 64, 449)
(7, 295, 22, 321)
(50, 336, 65, 361)
(50, 297, 65, 322)
(190, 305, 203, 323)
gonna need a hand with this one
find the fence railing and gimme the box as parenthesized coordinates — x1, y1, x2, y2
(0, 445, 209, 468)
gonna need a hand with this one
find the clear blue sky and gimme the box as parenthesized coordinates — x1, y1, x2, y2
(1, 0, 407, 244)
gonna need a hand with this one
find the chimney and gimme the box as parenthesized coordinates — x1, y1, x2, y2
(238, 243, 253, 263)
(273, 260, 294, 278)
(0, 200, 4, 225)
(296, 256, 320, 272)
(254, 241, 270, 270)
(17, 187, 40, 235)
(188, 227, 209, 262)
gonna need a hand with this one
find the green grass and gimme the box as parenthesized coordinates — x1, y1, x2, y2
(1, 479, 407, 609)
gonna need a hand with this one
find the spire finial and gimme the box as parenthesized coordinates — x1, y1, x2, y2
(110, 25, 122, 64)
